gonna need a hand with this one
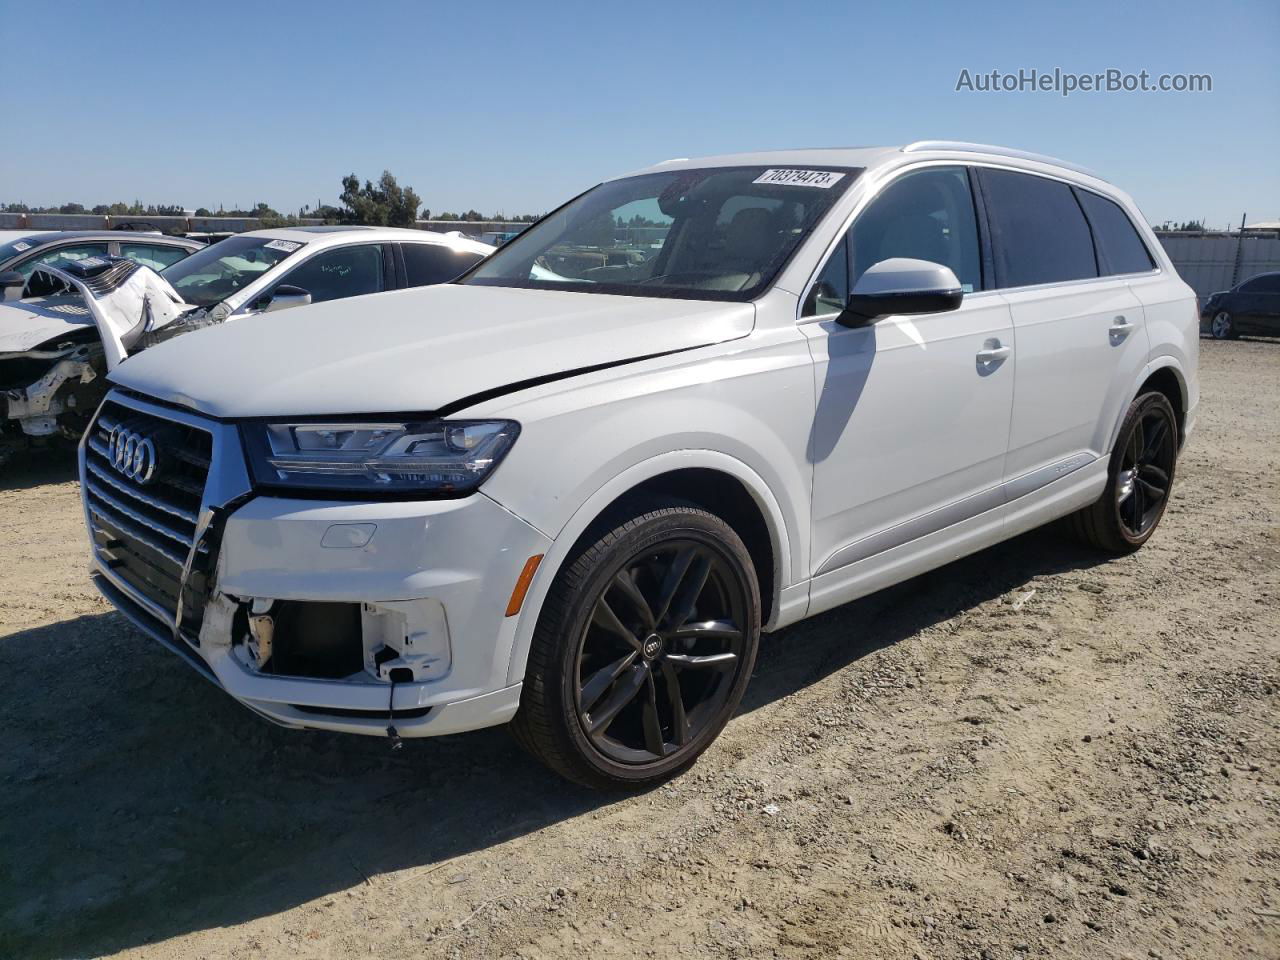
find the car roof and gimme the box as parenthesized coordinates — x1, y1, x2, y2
(0, 229, 56, 243)
(1, 229, 199, 245)
(236, 225, 494, 255)
(626, 145, 902, 177)
(622, 141, 1110, 189)
(288, 225, 382, 234)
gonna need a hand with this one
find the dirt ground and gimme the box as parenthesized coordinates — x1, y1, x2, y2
(1, 339, 1276, 960)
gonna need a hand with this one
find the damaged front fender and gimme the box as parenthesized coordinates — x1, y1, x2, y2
(30, 257, 190, 368)
(1, 257, 215, 448)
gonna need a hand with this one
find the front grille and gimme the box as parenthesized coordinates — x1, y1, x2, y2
(84, 399, 213, 640)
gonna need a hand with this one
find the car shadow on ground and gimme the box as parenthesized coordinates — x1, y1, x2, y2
(0, 446, 78, 492)
(0, 527, 1109, 959)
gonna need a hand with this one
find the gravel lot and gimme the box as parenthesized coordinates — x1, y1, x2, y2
(1, 339, 1277, 960)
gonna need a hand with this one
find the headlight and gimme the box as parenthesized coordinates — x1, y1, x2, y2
(242, 419, 519, 495)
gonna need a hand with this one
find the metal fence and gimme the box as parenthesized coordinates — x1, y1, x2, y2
(1156, 232, 1280, 300)
(0, 211, 532, 239)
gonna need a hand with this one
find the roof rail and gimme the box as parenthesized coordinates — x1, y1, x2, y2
(901, 141, 1106, 182)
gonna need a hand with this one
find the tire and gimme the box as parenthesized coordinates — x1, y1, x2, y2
(1064, 391, 1179, 554)
(1210, 310, 1237, 340)
(511, 503, 761, 789)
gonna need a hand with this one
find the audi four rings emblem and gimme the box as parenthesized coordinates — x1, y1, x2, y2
(108, 427, 158, 484)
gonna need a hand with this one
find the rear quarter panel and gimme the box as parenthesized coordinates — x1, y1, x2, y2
(1127, 270, 1200, 433)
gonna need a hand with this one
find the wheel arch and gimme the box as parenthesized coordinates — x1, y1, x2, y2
(1109, 359, 1188, 453)
(1136, 363, 1187, 445)
(503, 451, 794, 687)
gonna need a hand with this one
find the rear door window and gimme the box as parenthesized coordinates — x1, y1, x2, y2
(119, 242, 192, 272)
(15, 242, 110, 278)
(273, 244, 385, 303)
(1076, 191, 1155, 275)
(401, 242, 486, 287)
(978, 169, 1098, 288)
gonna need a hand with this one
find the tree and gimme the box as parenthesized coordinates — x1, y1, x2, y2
(338, 170, 422, 227)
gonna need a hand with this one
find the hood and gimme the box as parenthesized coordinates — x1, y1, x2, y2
(0, 259, 191, 359)
(31, 259, 190, 367)
(0, 297, 95, 353)
(111, 284, 755, 417)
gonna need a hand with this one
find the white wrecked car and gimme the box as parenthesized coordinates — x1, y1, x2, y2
(0, 226, 494, 460)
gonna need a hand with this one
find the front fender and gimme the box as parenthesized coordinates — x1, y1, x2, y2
(495, 448, 798, 688)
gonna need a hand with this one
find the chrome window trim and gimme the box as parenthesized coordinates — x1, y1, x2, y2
(901, 141, 1107, 182)
(793, 159, 1165, 325)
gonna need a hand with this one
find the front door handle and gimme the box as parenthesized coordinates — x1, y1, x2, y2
(976, 342, 1011, 364)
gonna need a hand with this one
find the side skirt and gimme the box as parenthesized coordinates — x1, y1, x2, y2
(803, 458, 1107, 620)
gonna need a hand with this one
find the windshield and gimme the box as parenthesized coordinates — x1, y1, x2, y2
(461, 165, 858, 301)
(160, 235, 305, 307)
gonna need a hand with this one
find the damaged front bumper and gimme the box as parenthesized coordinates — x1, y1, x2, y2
(1, 340, 101, 441)
(82, 390, 551, 738)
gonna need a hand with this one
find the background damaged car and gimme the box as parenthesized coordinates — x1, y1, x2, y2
(0, 226, 494, 463)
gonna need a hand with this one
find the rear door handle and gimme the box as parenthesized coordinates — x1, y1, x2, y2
(1110, 315, 1135, 339)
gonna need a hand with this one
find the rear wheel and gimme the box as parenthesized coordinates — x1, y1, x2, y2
(511, 504, 760, 789)
(1064, 392, 1179, 554)
(1210, 310, 1237, 339)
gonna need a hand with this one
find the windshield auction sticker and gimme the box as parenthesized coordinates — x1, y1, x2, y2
(264, 239, 303, 253)
(753, 169, 845, 188)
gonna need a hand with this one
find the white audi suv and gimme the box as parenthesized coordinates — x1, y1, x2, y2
(80, 142, 1199, 788)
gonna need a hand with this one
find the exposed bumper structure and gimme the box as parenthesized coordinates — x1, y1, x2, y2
(2, 345, 98, 439)
(82, 390, 551, 738)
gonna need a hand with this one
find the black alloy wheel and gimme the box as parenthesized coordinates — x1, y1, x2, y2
(512, 505, 760, 789)
(1113, 403, 1177, 540)
(1064, 391, 1179, 554)
(574, 539, 748, 765)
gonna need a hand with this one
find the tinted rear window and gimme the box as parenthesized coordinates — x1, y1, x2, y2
(979, 168, 1097, 288)
(403, 243, 486, 286)
(1077, 190, 1154, 275)
(1241, 274, 1280, 293)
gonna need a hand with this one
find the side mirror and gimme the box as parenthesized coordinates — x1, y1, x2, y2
(261, 284, 312, 313)
(839, 258, 964, 327)
(0, 270, 25, 302)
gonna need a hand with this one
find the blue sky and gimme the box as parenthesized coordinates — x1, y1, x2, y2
(1, 0, 1275, 227)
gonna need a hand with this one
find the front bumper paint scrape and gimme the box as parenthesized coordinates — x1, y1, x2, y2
(94, 490, 551, 737)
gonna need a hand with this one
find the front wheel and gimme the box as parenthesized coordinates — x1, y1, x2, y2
(1210, 310, 1237, 340)
(511, 504, 761, 789)
(1064, 392, 1179, 554)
